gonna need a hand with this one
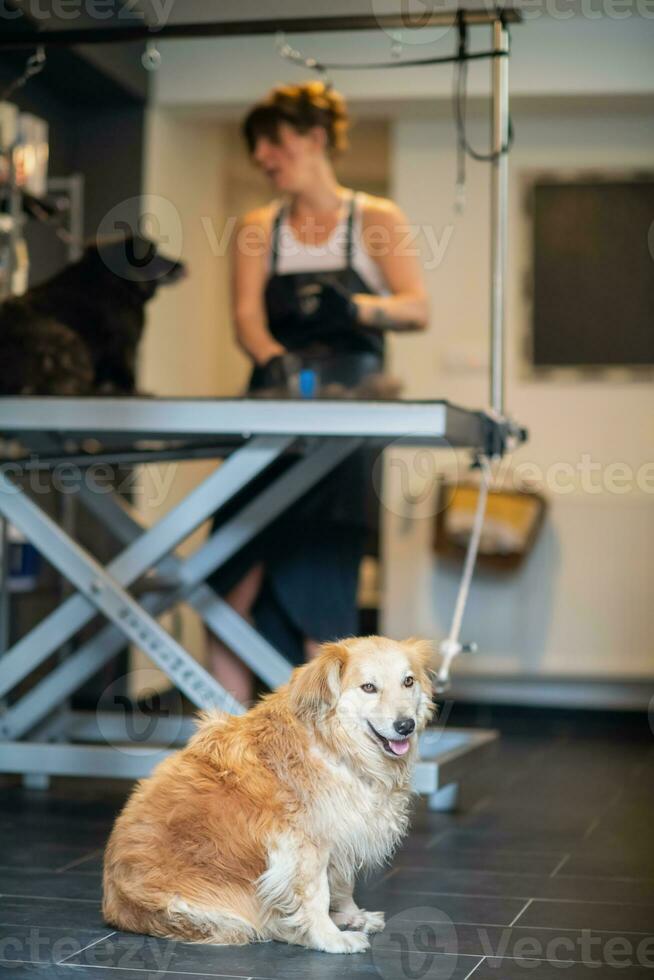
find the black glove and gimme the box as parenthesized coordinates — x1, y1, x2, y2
(258, 352, 302, 391)
(295, 275, 359, 340)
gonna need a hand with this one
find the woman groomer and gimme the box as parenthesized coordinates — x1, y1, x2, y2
(207, 81, 428, 702)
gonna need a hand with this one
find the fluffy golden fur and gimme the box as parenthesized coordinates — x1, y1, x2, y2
(103, 635, 434, 954)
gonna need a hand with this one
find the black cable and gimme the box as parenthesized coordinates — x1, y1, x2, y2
(278, 41, 508, 74)
(278, 28, 514, 170)
(452, 18, 514, 165)
(454, 11, 468, 196)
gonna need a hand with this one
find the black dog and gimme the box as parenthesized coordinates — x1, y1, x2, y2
(0, 235, 185, 395)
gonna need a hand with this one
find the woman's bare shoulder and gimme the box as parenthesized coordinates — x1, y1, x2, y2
(357, 192, 406, 226)
(233, 203, 281, 263)
(240, 201, 281, 232)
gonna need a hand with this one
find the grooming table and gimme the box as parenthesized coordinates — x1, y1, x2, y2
(0, 396, 507, 802)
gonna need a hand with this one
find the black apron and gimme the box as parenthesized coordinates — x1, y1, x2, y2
(208, 193, 384, 665)
(251, 194, 383, 379)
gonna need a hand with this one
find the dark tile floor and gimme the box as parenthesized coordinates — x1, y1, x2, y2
(1, 710, 653, 979)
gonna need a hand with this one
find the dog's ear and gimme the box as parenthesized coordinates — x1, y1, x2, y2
(402, 637, 436, 725)
(402, 636, 433, 666)
(402, 637, 435, 685)
(288, 642, 349, 720)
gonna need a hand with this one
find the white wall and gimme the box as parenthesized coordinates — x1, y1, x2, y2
(139, 110, 230, 396)
(382, 105, 654, 686)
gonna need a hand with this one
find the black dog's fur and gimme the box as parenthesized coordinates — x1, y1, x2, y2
(0, 235, 185, 395)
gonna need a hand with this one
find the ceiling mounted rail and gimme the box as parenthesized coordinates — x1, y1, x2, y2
(0, 8, 521, 49)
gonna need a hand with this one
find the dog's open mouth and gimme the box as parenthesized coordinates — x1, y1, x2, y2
(367, 723, 411, 758)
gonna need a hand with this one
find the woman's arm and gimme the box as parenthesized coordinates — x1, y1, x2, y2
(231, 207, 286, 366)
(353, 198, 429, 332)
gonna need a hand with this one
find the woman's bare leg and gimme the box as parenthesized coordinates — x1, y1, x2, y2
(207, 563, 264, 706)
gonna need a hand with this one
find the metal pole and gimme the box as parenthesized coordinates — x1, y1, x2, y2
(489, 19, 510, 417)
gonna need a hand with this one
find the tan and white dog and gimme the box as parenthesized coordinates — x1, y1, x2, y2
(103, 635, 434, 954)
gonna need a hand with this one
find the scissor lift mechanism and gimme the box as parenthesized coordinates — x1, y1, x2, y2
(0, 396, 513, 800)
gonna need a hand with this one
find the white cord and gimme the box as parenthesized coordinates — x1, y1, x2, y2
(435, 454, 492, 692)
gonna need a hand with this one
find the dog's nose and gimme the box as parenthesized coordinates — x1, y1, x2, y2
(394, 717, 415, 736)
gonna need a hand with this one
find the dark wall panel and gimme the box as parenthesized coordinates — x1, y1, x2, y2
(532, 180, 654, 368)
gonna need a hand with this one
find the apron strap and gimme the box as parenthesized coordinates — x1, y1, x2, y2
(269, 203, 285, 275)
(344, 192, 356, 269)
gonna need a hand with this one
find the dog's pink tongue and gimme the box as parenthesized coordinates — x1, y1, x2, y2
(389, 738, 410, 756)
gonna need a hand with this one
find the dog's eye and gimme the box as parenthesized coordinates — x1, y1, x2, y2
(403, 676, 414, 688)
(361, 683, 377, 694)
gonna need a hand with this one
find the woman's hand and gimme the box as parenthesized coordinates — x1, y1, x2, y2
(258, 352, 302, 390)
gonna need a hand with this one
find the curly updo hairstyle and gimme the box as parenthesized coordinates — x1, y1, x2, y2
(242, 81, 349, 157)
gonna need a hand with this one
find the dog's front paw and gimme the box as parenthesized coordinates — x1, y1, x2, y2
(331, 909, 385, 934)
(317, 930, 370, 954)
